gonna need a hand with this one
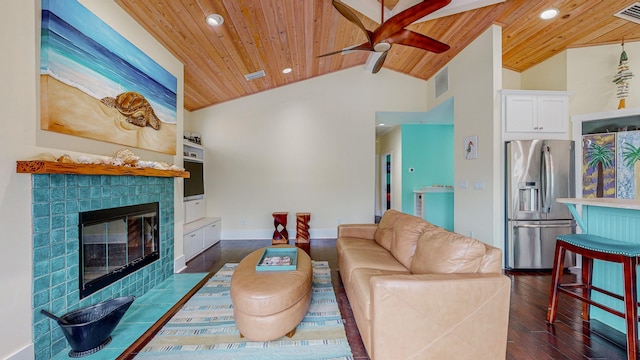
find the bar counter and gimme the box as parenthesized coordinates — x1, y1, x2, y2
(556, 197, 640, 336)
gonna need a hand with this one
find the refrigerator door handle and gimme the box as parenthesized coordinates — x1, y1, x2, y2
(541, 145, 552, 213)
(513, 223, 572, 229)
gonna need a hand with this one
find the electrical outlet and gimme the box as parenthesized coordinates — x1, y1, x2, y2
(241, 218, 246, 225)
(336, 217, 341, 225)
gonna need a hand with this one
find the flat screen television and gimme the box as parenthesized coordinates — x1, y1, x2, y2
(183, 159, 204, 200)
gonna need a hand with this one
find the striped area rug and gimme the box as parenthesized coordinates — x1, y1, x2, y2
(135, 261, 353, 359)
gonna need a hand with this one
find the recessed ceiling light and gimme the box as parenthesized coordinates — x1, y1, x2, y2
(378, 123, 386, 127)
(540, 8, 559, 20)
(282, 68, 292, 74)
(206, 14, 224, 26)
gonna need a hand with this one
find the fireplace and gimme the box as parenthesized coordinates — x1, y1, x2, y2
(29, 172, 176, 359)
(79, 202, 160, 298)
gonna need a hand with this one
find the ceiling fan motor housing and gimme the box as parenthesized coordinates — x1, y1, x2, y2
(374, 42, 392, 52)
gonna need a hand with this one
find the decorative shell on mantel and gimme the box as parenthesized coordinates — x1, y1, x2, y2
(114, 148, 139, 166)
(30, 149, 184, 171)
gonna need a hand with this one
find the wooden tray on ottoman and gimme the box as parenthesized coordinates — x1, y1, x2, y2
(256, 247, 298, 272)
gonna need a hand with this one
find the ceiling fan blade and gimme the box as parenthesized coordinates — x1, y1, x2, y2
(317, 49, 350, 58)
(372, 51, 389, 74)
(332, 0, 373, 46)
(373, 0, 450, 44)
(388, 29, 449, 53)
(317, 42, 374, 58)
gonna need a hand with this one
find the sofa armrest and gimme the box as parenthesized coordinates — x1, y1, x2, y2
(370, 273, 511, 360)
(337, 224, 377, 240)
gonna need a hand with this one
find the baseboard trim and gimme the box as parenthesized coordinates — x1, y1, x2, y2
(6, 343, 34, 360)
(590, 319, 627, 350)
(174, 255, 186, 273)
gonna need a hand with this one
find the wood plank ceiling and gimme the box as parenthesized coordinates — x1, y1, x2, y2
(115, 0, 640, 111)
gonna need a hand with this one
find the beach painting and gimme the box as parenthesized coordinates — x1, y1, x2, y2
(41, 0, 177, 155)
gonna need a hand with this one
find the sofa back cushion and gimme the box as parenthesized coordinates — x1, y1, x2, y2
(374, 209, 403, 251)
(478, 246, 503, 273)
(410, 227, 500, 274)
(389, 214, 431, 269)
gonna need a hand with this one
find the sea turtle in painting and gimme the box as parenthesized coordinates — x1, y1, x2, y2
(100, 91, 161, 130)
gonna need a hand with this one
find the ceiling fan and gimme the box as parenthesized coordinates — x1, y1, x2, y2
(319, 0, 451, 73)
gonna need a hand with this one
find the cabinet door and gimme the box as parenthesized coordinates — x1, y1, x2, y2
(505, 95, 537, 132)
(536, 96, 567, 133)
(184, 229, 204, 260)
(185, 199, 205, 223)
(203, 220, 221, 248)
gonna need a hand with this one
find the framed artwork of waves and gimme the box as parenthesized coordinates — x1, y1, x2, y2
(40, 0, 177, 155)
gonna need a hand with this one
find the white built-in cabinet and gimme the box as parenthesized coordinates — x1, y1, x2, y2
(182, 139, 222, 262)
(184, 198, 205, 224)
(183, 217, 221, 261)
(501, 90, 574, 140)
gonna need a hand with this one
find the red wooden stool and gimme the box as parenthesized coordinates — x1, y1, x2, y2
(295, 212, 311, 244)
(271, 212, 288, 245)
(547, 233, 640, 360)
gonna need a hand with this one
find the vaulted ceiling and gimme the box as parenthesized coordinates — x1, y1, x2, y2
(115, 0, 640, 112)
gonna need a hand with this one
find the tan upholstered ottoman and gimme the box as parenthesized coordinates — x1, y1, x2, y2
(230, 246, 312, 341)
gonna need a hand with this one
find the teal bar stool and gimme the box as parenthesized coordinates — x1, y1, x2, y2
(546, 233, 640, 360)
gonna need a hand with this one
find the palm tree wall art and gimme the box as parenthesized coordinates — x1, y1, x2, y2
(583, 134, 616, 198)
(618, 131, 640, 199)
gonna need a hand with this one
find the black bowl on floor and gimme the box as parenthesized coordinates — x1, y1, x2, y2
(43, 295, 135, 358)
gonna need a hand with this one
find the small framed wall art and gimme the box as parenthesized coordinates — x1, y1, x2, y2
(464, 135, 478, 160)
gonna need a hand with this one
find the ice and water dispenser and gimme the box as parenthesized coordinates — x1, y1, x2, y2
(518, 181, 538, 212)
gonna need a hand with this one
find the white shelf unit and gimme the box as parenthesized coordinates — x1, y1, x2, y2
(183, 139, 206, 222)
(183, 139, 204, 161)
(414, 187, 454, 219)
(181, 139, 222, 263)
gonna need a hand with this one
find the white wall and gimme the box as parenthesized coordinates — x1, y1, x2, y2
(521, 51, 567, 91)
(426, 25, 503, 248)
(502, 68, 521, 89)
(0, 2, 38, 358)
(0, 1, 183, 358)
(189, 68, 428, 239)
(567, 42, 640, 115)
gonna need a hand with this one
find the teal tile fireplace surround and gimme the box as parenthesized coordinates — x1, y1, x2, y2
(30, 174, 175, 359)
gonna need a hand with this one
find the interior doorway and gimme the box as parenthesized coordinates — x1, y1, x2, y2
(375, 152, 392, 222)
(385, 153, 391, 210)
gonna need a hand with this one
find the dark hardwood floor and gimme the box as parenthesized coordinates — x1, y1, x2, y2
(182, 239, 629, 360)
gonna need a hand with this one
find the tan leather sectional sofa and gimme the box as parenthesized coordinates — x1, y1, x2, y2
(337, 209, 511, 360)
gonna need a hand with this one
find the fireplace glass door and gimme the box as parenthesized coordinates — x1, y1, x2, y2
(79, 202, 159, 298)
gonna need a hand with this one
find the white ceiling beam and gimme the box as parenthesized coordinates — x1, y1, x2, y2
(416, 0, 505, 22)
(341, 0, 389, 24)
(341, 0, 505, 25)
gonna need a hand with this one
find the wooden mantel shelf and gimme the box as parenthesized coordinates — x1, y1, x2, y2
(16, 160, 190, 178)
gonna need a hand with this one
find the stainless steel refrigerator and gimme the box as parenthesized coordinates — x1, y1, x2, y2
(505, 139, 576, 270)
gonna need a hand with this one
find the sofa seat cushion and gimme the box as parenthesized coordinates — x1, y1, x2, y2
(350, 268, 411, 321)
(339, 248, 407, 283)
(336, 237, 379, 254)
(410, 227, 490, 274)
